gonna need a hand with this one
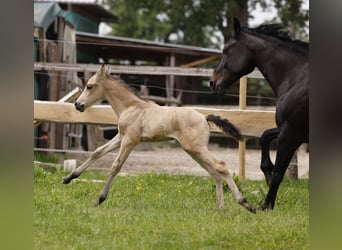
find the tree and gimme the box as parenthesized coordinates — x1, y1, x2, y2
(106, 0, 248, 49)
(272, 0, 309, 39)
(105, 0, 308, 48)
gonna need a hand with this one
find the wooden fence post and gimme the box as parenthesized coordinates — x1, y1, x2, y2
(238, 76, 247, 180)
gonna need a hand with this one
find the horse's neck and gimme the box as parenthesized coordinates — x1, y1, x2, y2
(248, 36, 307, 96)
(103, 79, 144, 116)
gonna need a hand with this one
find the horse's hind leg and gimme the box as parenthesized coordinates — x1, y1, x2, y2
(261, 126, 302, 210)
(186, 147, 256, 213)
(62, 134, 121, 184)
(260, 128, 279, 186)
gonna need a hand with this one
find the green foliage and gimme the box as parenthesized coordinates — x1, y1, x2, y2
(108, 0, 233, 48)
(34, 167, 309, 249)
(34, 152, 58, 163)
(272, 0, 309, 40)
(106, 0, 308, 48)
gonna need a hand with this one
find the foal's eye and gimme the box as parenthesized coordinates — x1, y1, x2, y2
(86, 84, 93, 90)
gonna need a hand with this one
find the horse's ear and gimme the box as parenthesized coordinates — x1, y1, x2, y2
(233, 17, 241, 34)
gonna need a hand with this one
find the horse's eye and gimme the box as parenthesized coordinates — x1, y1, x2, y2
(86, 84, 93, 90)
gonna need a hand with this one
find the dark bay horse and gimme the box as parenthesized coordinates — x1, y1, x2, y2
(209, 18, 309, 210)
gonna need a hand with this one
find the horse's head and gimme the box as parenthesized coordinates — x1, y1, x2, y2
(75, 65, 109, 112)
(209, 18, 256, 95)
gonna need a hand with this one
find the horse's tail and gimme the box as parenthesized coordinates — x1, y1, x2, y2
(206, 114, 243, 141)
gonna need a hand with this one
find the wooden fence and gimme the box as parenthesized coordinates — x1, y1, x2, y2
(34, 62, 275, 179)
(34, 100, 275, 137)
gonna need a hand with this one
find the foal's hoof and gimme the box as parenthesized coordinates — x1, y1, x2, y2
(62, 173, 79, 184)
(238, 198, 256, 214)
(243, 203, 257, 214)
(61, 177, 71, 184)
(93, 194, 107, 207)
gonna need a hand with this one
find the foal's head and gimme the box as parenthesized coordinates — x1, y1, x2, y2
(75, 65, 109, 112)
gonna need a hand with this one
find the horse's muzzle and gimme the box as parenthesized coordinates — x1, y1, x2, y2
(209, 80, 215, 88)
(209, 80, 224, 95)
(209, 80, 217, 93)
(74, 102, 85, 112)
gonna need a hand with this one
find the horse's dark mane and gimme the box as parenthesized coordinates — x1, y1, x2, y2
(243, 23, 309, 52)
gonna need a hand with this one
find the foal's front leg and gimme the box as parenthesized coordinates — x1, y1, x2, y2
(62, 134, 121, 184)
(94, 137, 137, 206)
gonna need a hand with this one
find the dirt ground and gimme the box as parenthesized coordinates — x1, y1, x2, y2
(66, 141, 309, 180)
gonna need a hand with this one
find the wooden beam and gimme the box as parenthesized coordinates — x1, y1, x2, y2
(34, 101, 118, 125)
(193, 107, 275, 137)
(34, 101, 275, 137)
(34, 62, 264, 78)
(181, 54, 221, 68)
(34, 87, 82, 128)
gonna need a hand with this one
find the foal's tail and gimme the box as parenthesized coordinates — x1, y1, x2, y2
(206, 115, 243, 141)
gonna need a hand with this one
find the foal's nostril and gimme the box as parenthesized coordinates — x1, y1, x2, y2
(74, 102, 85, 112)
(209, 80, 214, 88)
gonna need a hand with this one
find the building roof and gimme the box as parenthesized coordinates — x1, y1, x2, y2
(34, 2, 62, 29)
(76, 31, 221, 64)
(34, 0, 117, 25)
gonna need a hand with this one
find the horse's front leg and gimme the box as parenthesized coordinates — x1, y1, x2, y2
(260, 128, 279, 186)
(261, 128, 302, 210)
(94, 137, 137, 206)
(62, 134, 121, 184)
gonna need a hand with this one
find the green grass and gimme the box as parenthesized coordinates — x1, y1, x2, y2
(34, 166, 309, 250)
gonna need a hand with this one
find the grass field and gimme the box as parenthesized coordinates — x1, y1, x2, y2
(34, 166, 309, 250)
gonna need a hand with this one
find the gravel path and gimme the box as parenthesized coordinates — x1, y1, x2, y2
(69, 141, 309, 180)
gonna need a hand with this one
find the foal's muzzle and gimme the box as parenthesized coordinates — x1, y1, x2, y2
(74, 102, 85, 112)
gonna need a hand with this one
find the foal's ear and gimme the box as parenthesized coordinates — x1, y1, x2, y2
(96, 64, 106, 79)
(100, 64, 106, 76)
(105, 65, 111, 75)
(233, 17, 241, 34)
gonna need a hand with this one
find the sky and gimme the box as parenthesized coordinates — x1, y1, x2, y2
(249, 0, 309, 27)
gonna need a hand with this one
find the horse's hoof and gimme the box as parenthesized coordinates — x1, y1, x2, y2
(260, 202, 274, 211)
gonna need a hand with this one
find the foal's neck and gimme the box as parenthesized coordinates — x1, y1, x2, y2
(102, 78, 145, 116)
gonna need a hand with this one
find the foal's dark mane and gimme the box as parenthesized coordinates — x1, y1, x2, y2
(106, 74, 146, 101)
(243, 23, 309, 53)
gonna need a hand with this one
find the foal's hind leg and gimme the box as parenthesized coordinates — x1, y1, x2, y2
(189, 154, 225, 210)
(62, 134, 121, 184)
(186, 147, 256, 213)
